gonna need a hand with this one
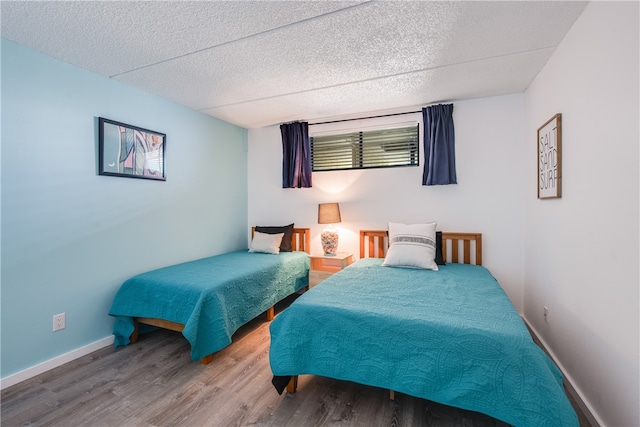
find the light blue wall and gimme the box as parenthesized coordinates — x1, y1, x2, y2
(1, 39, 248, 378)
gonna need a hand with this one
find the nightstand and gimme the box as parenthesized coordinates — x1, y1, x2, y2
(309, 252, 354, 287)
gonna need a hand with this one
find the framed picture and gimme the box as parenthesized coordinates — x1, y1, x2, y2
(537, 114, 561, 199)
(98, 117, 166, 181)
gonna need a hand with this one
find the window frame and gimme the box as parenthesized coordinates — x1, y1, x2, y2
(310, 121, 420, 172)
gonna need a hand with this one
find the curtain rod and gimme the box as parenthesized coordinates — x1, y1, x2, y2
(309, 110, 422, 126)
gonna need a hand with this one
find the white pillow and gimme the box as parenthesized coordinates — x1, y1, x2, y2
(249, 231, 284, 254)
(382, 222, 439, 270)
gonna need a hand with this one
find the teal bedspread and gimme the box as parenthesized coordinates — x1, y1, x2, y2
(269, 258, 578, 426)
(110, 250, 309, 361)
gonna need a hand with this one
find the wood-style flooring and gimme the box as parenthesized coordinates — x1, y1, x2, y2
(1, 296, 587, 427)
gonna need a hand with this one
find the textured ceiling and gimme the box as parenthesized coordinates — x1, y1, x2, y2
(1, 1, 587, 128)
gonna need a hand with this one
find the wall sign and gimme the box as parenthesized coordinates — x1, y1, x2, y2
(537, 114, 562, 199)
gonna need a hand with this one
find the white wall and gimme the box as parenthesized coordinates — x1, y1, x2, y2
(1, 39, 249, 381)
(524, 2, 639, 426)
(248, 94, 526, 310)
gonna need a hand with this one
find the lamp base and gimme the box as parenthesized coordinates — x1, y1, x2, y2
(321, 225, 339, 256)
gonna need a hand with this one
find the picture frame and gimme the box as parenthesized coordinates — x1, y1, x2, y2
(98, 117, 166, 181)
(537, 113, 561, 199)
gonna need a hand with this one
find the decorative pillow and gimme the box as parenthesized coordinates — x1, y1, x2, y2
(249, 231, 284, 255)
(435, 231, 446, 265)
(382, 222, 439, 270)
(255, 223, 294, 252)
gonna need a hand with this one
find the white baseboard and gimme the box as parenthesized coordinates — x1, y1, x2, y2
(525, 320, 604, 427)
(0, 336, 114, 390)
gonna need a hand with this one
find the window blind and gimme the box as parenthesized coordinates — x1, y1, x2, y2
(311, 125, 419, 171)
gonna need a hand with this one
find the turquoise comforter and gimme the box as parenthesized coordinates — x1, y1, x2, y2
(110, 250, 309, 361)
(269, 258, 578, 426)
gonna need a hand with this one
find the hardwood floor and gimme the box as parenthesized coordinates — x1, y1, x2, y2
(1, 297, 587, 427)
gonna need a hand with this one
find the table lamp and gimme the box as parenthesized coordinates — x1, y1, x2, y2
(318, 203, 341, 256)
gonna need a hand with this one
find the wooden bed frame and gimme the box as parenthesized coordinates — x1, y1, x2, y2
(131, 227, 311, 365)
(286, 229, 482, 393)
(359, 229, 482, 265)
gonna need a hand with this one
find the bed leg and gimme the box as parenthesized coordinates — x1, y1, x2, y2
(200, 354, 213, 365)
(389, 390, 395, 400)
(286, 376, 298, 393)
(130, 319, 140, 343)
(267, 306, 275, 321)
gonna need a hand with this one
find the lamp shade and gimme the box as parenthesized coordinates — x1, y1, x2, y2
(318, 203, 341, 224)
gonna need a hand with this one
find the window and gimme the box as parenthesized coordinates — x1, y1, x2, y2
(311, 125, 419, 172)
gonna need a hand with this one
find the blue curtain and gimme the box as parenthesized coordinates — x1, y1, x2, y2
(422, 104, 457, 185)
(281, 121, 312, 188)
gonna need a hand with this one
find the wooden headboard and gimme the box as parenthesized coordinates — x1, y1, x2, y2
(359, 230, 482, 265)
(251, 227, 311, 254)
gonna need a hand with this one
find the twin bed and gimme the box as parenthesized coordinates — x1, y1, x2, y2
(109, 226, 577, 426)
(269, 230, 579, 426)
(109, 227, 310, 364)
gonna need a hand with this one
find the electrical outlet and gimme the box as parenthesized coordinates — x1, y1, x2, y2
(543, 306, 549, 322)
(53, 313, 65, 331)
